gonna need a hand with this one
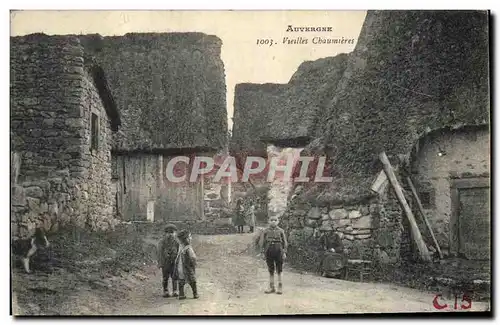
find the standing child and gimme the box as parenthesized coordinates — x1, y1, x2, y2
(174, 229, 199, 299)
(247, 202, 256, 233)
(234, 198, 246, 233)
(260, 215, 288, 294)
(157, 224, 180, 298)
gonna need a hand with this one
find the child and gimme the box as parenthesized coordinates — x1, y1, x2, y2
(234, 198, 246, 233)
(174, 229, 198, 299)
(260, 215, 288, 294)
(247, 202, 256, 233)
(157, 224, 179, 298)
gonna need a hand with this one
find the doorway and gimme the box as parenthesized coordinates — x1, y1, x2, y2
(450, 178, 490, 260)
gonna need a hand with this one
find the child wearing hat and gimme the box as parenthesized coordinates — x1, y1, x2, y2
(174, 229, 199, 299)
(157, 224, 179, 297)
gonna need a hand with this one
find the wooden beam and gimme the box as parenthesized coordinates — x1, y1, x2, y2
(371, 169, 388, 195)
(406, 176, 444, 260)
(11, 152, 21, 185)
(450, 177, 490, 189)
(379, 152, 432, 263)
(200, 174, 205, 221)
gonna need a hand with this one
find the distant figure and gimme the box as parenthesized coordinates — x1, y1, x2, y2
(247, 202, 256, 233)
(373, 244, 391, 265)
(320, 230, 345, 253)
(318, 231, 348, 278)
(260, 215, 288, 294)
(234, 198, 246, 233)
(174, 229, 198, 299)
(157, 224, 179, 298)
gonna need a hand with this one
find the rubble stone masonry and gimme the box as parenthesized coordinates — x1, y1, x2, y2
(11, 35, 119, 239)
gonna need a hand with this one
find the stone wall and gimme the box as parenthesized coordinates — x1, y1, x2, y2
(10, 34, 120, 237)
(203, 178, 232, 224)
(284, 184, 404, 270)
(11, 36, 78, 237)
(375, 190, 405, 261)
(81, 68, 115, 230)
(11, 35, 85, 178)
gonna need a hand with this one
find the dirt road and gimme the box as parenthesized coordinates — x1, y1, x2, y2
(87, 233, 487, 315)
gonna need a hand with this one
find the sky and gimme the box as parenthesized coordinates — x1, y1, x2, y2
(10, 10, 367, 130)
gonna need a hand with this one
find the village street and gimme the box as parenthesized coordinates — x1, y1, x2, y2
(97, 233, 489, 315)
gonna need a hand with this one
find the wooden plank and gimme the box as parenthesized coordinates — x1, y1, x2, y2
(406, 176, 443, 259)
(11, 152, 21, 185)
(450, 186, 460, 256)
(371, 169, 388, 194)
(450, 178, 490, 189)
(200, 174, 205, 221)
(371, 165, 400, 195)
(379, 152, 432, 263)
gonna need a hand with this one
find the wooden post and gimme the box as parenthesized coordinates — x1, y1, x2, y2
(200, 173, 205, 221)
(11, 152, 21, 185)
(379, 152, 432, 263)
(406, 176, 444, 259)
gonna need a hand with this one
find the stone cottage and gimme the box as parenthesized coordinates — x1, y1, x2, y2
(283, 10, 490, 265)
(11, 34, 122, 238)
(408, 124, 490, 260)
(78, 33, 228, 223)
(231, 10, 490, 268)
(11, 32, 228, 238)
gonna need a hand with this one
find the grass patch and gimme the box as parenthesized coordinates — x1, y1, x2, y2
(12, 224, 161, 315)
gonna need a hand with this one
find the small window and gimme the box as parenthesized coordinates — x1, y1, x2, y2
(419, 190, 434, 209)
(91, 113, 99, 151)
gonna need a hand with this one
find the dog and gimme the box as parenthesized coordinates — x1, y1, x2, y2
(12, 227, 50, 273)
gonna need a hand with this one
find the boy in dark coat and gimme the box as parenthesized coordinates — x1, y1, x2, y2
(174, 229, 198, 299)
(260, 215, 288, 294)
(157, 224, 179, 298)
(234, 198, 246, 233)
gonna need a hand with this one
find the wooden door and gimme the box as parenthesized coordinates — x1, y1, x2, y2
(451, 178, 490, 260)
(458, 187, 490, 259)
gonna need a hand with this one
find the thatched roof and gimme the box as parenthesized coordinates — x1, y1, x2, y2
(291, 10, 490, 204)
(84, 56, 121, 131)
(265, 53, 349, 142)
(322, 10, 489, 179)
(230, 83, 286, 157)
(230, 53, 349, 153)
(78, 32, 228, 153)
